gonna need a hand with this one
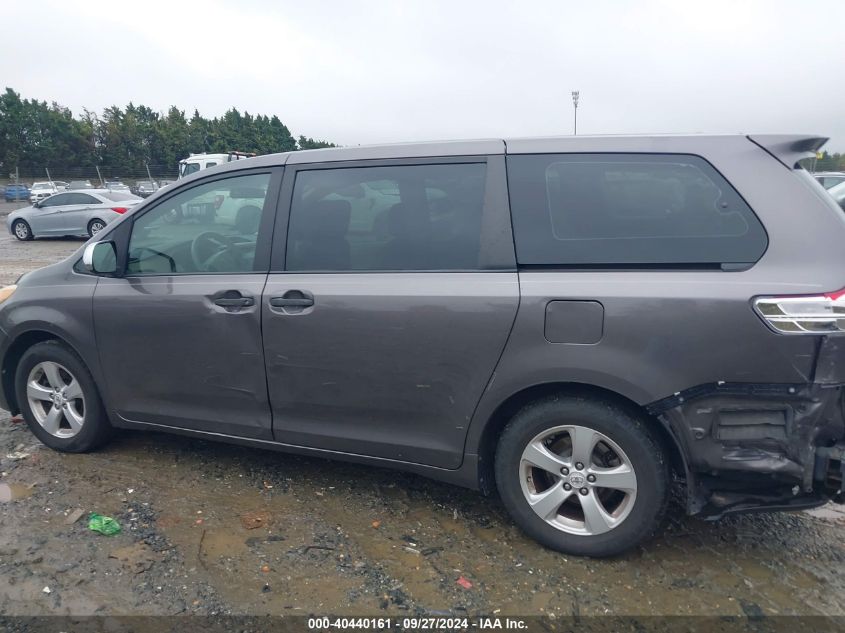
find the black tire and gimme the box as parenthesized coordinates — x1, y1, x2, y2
(12, 219, 33, 241)
(87, 219, 106, 238)
(495, 394, 669, 557)
(14, 340, 112, 453)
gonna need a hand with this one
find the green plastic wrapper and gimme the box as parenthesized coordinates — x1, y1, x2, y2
(88, 513, 121, 535)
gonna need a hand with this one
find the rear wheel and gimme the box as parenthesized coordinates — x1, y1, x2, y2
(12, 219, 33, 241)
(495, 395, 669, 557)
(14, 340, 112, 453)
(87, 219, 106, 237)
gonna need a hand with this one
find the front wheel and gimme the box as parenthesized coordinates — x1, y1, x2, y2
(14, 340, 112, 453)
(495, 395, 669, 557)
(12, 219, 33, 241)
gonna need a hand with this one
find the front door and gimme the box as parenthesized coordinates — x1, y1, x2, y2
(93, 170, 280, 439)
(28, 192, 76, 235)
(263, 158, 519, 468)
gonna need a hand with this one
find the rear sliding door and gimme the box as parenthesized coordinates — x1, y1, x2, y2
(262, 156, 518, 469)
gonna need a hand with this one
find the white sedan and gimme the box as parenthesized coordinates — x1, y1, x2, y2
(28, 181, 59, 204)
(6, 189, 142, 241)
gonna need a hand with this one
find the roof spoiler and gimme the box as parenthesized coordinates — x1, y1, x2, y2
(747, 134, 829, 169)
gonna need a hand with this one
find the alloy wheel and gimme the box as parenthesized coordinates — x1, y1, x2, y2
(14, 222, 29, 240)
(519, 424, 637, 536)
(26, 361, 86, 438)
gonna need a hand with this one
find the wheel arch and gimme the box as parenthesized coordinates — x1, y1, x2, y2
(1, 329, 89, 415)
(471, 381, 688, 496)
(87, 217, 107, 236)
(10, 217, 32, 238)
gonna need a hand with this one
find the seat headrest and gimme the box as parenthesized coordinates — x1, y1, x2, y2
(386, 202, 429, 238)
(235, 205, 262, 234)
(300, 199, 351, 239)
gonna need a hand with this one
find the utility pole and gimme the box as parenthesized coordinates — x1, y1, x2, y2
(571, 91, 580, 135)
(45, 167, 53, 185)
(95, 165, 104, 187)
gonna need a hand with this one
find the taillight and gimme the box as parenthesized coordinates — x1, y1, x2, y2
(111, 207, 128, 214)
(754, 289, 845, 334)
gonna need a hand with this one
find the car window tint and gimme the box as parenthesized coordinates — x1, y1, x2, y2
(507, 153, 767, 266)
(127, 173, 270, 275)
(42, 193, 71, 207)
(286, 163, 487, 271)
(74, 193, 100, 204)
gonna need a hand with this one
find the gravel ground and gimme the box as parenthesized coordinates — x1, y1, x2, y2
(1, 204, 845, 619)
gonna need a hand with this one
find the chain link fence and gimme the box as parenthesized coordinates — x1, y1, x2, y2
(2, 165, 179, 187)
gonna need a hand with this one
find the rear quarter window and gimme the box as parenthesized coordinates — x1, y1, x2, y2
(506, 153, 767, 266)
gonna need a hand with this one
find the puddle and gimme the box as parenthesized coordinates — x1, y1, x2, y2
(0, 483, 34, 502)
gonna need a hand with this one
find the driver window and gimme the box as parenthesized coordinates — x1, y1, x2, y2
(127, 173, 270, 275)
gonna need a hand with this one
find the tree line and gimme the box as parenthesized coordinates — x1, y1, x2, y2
(0, 87, 336, 177)
(810, 151, 845, 172)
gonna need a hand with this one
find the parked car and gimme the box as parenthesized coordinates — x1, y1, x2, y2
(132, 180, 160, 198)
(53, 181, 69, 190)
(828, 180, 845, 211)
(2, 134, 845, 557)
(29, 181, 59, 204)
(66, 180, 94, 190)
(3, 183, 29, 201)
(5, 189, 141, 240)
(106, 181, 131, 194)
(814, 171, 845, 189)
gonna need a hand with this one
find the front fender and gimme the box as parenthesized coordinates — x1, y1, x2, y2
(0, 267, 106, 415)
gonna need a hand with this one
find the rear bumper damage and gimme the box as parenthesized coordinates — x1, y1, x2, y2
(649, 378, 845, 519)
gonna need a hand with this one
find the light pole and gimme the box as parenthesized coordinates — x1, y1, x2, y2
(571, 91, 580, 135)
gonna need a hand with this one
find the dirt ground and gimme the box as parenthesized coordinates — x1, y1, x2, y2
(1, 203, 845, 619)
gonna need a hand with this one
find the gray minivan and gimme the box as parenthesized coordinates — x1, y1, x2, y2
(1, 134, 844, 557)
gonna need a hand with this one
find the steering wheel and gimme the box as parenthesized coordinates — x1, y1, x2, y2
(190, 231, 234, 271)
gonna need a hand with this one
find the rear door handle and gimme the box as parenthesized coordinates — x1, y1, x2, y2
(214, 296, 254, 307)
(269, 297, 314, 308)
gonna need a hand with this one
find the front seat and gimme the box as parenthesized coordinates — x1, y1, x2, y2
(235, 205, 262, 234)
(289, 199, 352, 270)
(379, 203, 432, 269)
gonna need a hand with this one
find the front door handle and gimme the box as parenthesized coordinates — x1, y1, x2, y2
(214, 296, 254, 307)
(269, 296, 314, 308)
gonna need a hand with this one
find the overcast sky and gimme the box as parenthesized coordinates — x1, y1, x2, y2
(3, 0, 844, 151)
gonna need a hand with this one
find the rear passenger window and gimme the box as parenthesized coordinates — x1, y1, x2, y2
(286, 163, 486, 271)
(507, 154, 767, 266)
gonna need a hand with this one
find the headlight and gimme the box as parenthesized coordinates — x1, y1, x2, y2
(0, 285, 17, 304)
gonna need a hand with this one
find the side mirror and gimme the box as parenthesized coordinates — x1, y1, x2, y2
(32, 201, 40, 208)
(82, 241, 118, 275)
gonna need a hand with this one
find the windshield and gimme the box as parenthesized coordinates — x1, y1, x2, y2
(32, 183, 53, 190)
(180, 162, 201, 177)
